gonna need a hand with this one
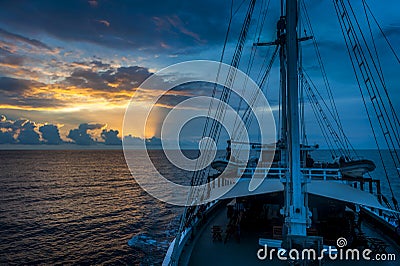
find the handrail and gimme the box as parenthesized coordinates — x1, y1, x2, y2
(237, 167, 342, 180)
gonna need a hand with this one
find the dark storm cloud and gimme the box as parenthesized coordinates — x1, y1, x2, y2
(0, 77, 67, 108)
(101, 129, 122, 145)
(0, 119, 15, 130)
(0, 76, 45, 92)
(0, 115, 16, 143)
(0, 115, 126, 146)
(88, 60, 111, 69)
(79, 123, 104, 131)
(103, 66, 152, 87)
(0, 0, 236, 52)
(16, 120, 41, 144)
(0, 117, 43, 145)
(64, 65, 152, 91)
(39, 124, 63, 144)
(67, 123, 105, 145)
(145, 136, 162, 148)
(65, 68, 109, 90)
(67, 129, 93, 145)
(0, 131, 15, 144)
(0, 64, 153, 108)
(156, 94, 191, 108)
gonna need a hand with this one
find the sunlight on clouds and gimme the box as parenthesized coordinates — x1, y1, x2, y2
(23, 85, 134, 111)
(107, 82, 119, 88)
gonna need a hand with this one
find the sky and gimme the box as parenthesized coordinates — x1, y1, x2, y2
(0, 0, 399, 149)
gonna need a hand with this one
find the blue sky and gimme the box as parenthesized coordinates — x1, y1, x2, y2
(0, 0, 399, 148)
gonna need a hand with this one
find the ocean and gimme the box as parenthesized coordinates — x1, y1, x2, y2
(0, 149, 399, 265)
(0, 150, 183, 265)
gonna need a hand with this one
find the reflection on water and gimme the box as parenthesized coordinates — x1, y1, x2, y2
(0, 149, 398, 264)
(0, 150, 182, 265)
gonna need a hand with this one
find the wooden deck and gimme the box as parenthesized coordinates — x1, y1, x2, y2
(187, 206, 277, 266)
(182, 204, 400, 266)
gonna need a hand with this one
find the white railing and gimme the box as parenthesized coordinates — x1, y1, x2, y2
(237, 167, 341, 180)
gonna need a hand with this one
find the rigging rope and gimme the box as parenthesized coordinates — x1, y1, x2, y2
(191, 0, 256, 193)
(232, 46, 279, 152)
(302, 69, 359, 158)
(172, 4, 257, 258)
(334, 0, 400, 159)
(333, 0, 399, 211)
(233, 0, 270, 132)
(301, 71, 348, 158)
(363, 0, 400, 65)
(346, 2, 400, 144)
(303, 78, 337, 158)
(170, 0, 248, 263)
(301, 0, 349, 150)
(361, 0, 385, 88)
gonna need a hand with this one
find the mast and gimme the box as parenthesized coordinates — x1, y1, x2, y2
(279, 17, 287, 167)
(285, 0, 308, 237)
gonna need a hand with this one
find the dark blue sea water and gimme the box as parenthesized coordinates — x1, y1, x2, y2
(0, 149, 399, 265)
(0, 150, 183, 265)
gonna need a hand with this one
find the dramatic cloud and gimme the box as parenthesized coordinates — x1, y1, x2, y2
(0, 64, 153, 110)
(0, 77, 68, 109)
(0, 1, 399, 149)
(67, 123, 105, 145)
(79, 123, 105, 131)
(0, 1, 234, 52)
(0, 131, 14, 144)
(16, 120, 40, 144)
(0, 115, 16, 143)
(0, 76, 45, 93)
(39, 124, 63, 144)
(64, 65, 152, 92)
(101, 129, 121, 145)
(123, 135, 143, 146)
(0, 115, 123, 146)
(0, 116, 14, 130)
(145, 136, 162, 148)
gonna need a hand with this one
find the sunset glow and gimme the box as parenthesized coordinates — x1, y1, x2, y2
(0, 0, 399, 147)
